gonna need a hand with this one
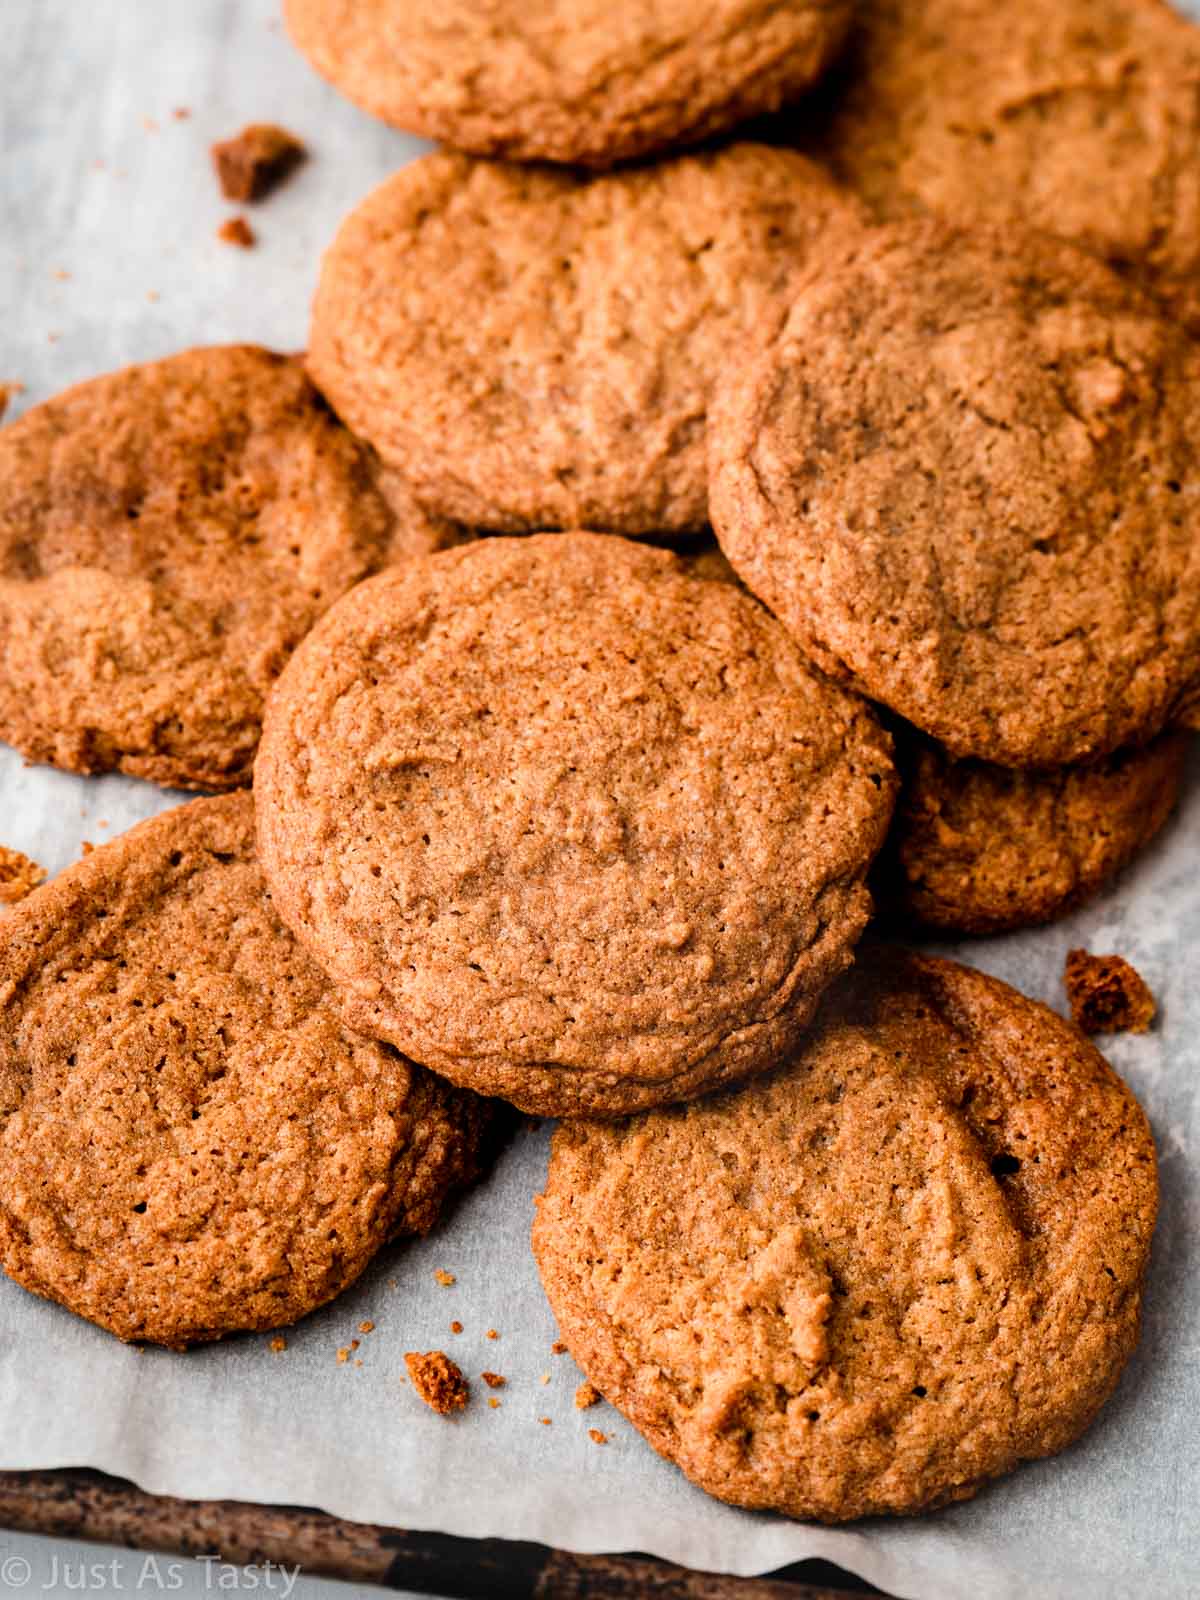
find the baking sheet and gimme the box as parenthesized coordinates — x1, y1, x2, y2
(1, 4, 1198, 1597)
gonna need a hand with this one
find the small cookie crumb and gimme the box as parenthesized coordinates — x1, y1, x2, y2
(488, 1397, 501, 1409)
(1065, 950, 1156, 1035)
(359, 1320, 375, 1334)
(575, 1382, 601, 1410)
(211, 123, 306, 202)
(589, 1429, 608, 1445)
(0, 845, 45, 906)
(173, 107, 191, 121)
(481, 1371, 506, 1389)
(405, 1350, 469, 1415)
(539, 1416, 552, 1426)
(552, 1341, 568, 1355)
(450, 1320, 463, 1334)
(217, 217, 255, 249)
(434, 1269, 456, 1287)
(539, 1373, 550, 1385)
(486, 1328, 499, 1340)
(268, 1336, 287, 1354)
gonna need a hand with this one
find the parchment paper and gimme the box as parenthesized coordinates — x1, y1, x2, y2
(1, 5, 1198, 1597)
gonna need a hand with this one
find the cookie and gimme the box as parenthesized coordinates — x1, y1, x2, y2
(803, 0, 1200, 331)
(881, 730, 1189, 935)
(0, 847, 45, 907)
(284, 0, 852, 167)
(0, 345, 465, 791)
(1065, 949, 1157, 1036)
(0, 793, 491, 1347)
(405, 1350, 470, 1415)
(255, 533, 896, 1118)
(211, 124, 306, 202)
(709, 220, 1200, 768)
(307, 146, 864, 537)
(533, 949, 1157, 1522)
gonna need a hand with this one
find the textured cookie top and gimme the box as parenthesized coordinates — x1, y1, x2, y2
(0, 345, 461, 791)
(534, 950, 1158, 1522)
(308, 147, 864, 537)
(285, 0, 851, 167)
(806, 0, 1200, 328)
(710, 221, 1200, 767)
(883, 730, 1190, 935)
(0, 794, 490, 1347)
(255, 533, 896, 1117)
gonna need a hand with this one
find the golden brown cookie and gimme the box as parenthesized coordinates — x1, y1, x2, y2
(1065, 949, 1157, 1035)
(0, 346, 464, 792)
(255, 533, 897, 1118)
(284, 0, 852, 167)
(0, 794, 491, 1347)
(881, 730, 1190, 935)
(533, 949, 1158, 1522)
(709, 220, 1200, 768)
(307, 147, 864, 537)
(803, 0, 1200, 331)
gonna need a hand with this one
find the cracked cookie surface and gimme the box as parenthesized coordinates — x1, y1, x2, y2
(0, 345, 463, 791)
(804, 0, 1200, 331)
(254, 533, 896, 1118)
(0, 794, 491, 1346)
(307, 146, 864, 537)
(285, 0, 852, 166)
(881, 729, 1190, 934)
(709, 221, 1200, 767)
(533, 949, 1157, 1521)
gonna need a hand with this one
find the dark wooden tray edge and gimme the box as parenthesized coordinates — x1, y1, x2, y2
(0, 1468, 884, 1599)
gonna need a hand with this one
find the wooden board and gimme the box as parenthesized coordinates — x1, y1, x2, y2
(0, 1470, 886, 1598)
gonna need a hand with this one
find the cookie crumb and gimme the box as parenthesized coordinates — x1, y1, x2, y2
(268, 1336, 287, 1354)
(481, 1371, 506, 1389)
(336, 1346, 351, 1364)
(211, 124, 306, 202)
(172, 107, 191, 121)
(359, 1320, 375, 1334)
(1065, 950, 1156, 1035)
(575, 1382, 601, 1410)
(450, 1320, 463, 1335)
(589, 1429, 608, 1445)
(405, 1350, 469, 1415)
(434, 1269, 456, 1287)
(217, 217, 255, 250)
(0, 845, 45, 906)
(487, 1397, 501, 1409)
(551, 1341, 568, 1355)
(539, 1416, 552, 1426)
(539, 1373, 550, 1385)
(486, 1328, 499, 1340)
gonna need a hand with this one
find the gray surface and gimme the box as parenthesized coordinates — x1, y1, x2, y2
(1, 4, 1198, 1599)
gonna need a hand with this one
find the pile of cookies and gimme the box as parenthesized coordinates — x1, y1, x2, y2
(1, 0, 1196, 1526)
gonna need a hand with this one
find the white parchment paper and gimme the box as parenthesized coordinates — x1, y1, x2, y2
(1, 5, 1198, 1596)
